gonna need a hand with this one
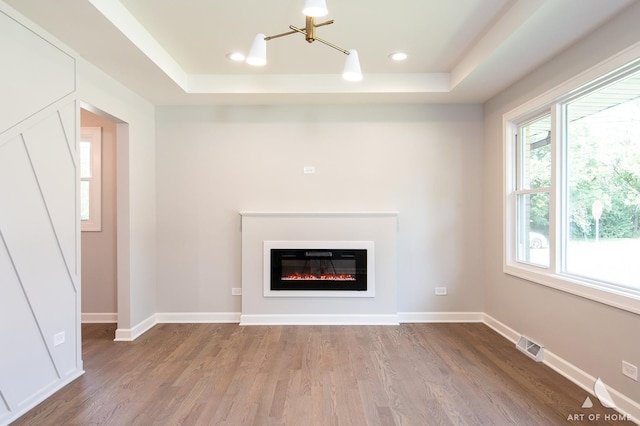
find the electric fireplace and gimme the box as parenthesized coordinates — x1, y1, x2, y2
(263, 240, 375, 297)
(271, 248, 367, 291)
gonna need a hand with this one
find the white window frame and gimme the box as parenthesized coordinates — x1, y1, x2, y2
(80, 127, 102, 232)
(503, 44, 640, 316)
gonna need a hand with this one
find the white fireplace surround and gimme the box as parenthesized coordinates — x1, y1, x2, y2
(240, 211, 398, 325)
(263, 240, 375, 298)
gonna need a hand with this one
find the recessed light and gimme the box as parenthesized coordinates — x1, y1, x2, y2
(226, 52, 246, 62)
(389, 52, 408, 61)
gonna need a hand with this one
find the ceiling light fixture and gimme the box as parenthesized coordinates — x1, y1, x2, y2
(246, 0, 362, 82)
(389, 52, 408, 61)
(226, 52, 246, 62)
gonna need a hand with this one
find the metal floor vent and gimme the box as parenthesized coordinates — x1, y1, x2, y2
(516, 336, 544, 362)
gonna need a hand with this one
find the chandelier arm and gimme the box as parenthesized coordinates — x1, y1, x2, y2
(314, 19, 335, 28)
(264, 29, 300, 41)
(288, 25, 308, 36)
(313, 36, 350, 55)
(269, 24, 348, 54)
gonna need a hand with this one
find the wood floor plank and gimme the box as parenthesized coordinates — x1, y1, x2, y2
(10, 323, 629, 425)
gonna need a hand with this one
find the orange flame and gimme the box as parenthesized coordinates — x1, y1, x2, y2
(282, 272, 356, 281)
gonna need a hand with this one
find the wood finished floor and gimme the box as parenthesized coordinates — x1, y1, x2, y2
(13, 323, 623, 425)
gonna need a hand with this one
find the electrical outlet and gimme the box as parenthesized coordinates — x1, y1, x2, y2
(232, 288, 242, 296)
(54, 331, 65, 346)
(622, 361, 638, 381)
(303, 166, 315, 174)
(435, 287, 447, 296)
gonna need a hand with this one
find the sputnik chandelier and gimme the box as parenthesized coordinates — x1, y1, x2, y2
(246, 0, 362, 81)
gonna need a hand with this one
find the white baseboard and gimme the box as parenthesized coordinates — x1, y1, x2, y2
(81, 313, 117, 323)
(155, 312, 241, 323)
(398, 311, 484, 323)
(113, 312, 241, 341)
(239, 314, 399, 326)
(114, 314, 157, 342)
(482, 313, 639, 424)
(482, 312, 521, 342)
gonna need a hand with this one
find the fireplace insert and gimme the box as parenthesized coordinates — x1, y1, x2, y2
(270, 248, 367, 291)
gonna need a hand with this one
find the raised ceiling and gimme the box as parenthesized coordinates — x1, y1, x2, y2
(3, 0, 636, 105)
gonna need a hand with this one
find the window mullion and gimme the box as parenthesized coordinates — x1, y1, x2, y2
(549, 102, 562, 274)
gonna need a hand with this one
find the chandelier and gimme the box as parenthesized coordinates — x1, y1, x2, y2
(245, 0, 362, 82)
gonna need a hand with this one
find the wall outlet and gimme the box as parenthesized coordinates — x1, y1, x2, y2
(54, 331, 65, 346)
(622, 361, 638, 381)
(232, 288, 242, 296)
(303, 166, 315, 174)
(435, 287, 447, 296)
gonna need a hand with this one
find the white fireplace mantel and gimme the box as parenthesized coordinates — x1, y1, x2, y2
(239, 211, 400, 230)
(240, 211, 399, 325)
(240, 210, 399, 217)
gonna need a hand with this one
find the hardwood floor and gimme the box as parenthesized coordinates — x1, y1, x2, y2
(13, 323, 623, 425)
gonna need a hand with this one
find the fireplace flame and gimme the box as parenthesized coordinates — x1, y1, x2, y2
(282, 272, 356, 281)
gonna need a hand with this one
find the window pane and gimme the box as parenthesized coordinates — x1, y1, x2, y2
(519, 115, 551, 189)
(80, 141, 92, 178)
(565, 71, 640, 289)
(80, 180, 90, 221)
(516, 192, 550, 267)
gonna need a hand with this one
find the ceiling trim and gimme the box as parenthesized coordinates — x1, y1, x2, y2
(451, 0, 545, 89)
(88, 0, 189, 90)
(188, 73, 451, 95)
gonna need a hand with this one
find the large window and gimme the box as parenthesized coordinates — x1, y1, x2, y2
(505, 58, 640, 314)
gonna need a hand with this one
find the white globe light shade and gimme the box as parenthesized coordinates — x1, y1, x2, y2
(303, 0, 328, 17)
(246, 33, 267, 66)
(343, 49, 362, 82)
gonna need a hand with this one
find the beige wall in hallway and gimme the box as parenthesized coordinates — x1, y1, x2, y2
(81, 108, 117, 314)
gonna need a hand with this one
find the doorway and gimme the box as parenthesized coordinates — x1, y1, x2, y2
(80, 107, 118, 327)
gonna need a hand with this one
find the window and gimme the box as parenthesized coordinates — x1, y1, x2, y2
(80, 127, 102, 231)
(515, 115, 551, 267)
(565, 86, 640, 286)
(504, 57, 640, 314)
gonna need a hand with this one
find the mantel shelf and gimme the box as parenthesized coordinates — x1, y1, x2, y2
(239, 211, 399, 218)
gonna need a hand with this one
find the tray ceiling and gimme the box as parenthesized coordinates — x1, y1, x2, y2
(3, 0, 636, 105)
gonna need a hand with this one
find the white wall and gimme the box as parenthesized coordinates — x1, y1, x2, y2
(155, 105, 484, 315)
(0, 2, 157, 423)
(483, 2, 640, 411)
(77, 59, 157, 334)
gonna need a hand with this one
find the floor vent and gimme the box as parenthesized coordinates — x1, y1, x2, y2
(516, 336, 544, 362)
